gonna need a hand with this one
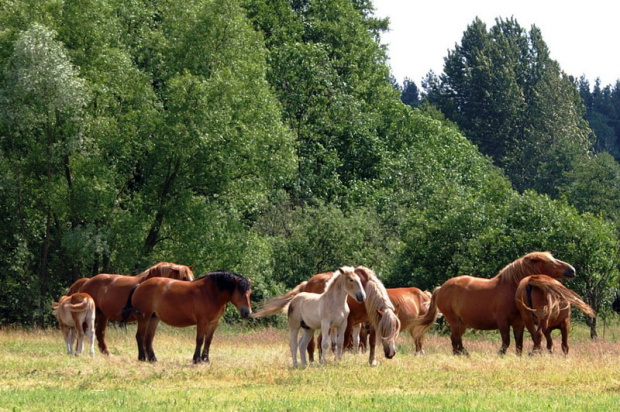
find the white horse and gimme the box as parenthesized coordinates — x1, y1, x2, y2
(53, 293, 96, 356)
(287, 267, 366, 368)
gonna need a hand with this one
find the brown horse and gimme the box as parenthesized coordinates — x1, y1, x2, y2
(412, 252, 576, 355)
(516, 275, 595, 355)
(127, 271, 252, 363)
(388, 287, 432, 355)
(67, 262, 195, 354)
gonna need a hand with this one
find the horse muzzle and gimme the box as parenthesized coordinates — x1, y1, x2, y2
(563, 266, 576, 278)
(355, 292, 366, 303)
(384, 345, 396, 359)
(240, 307, 251, 319)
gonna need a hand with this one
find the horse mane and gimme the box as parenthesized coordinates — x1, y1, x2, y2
(138, 262, 194, 280)
(360, 266, 400, 340)
(324, 266, 353, 292)
(203, 270, 251, 294)
(496, 251, 554, 284)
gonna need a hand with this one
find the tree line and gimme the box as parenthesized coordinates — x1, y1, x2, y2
(0, 1, 617, 336)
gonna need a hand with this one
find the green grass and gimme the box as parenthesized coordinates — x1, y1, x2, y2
(1, 322, 620, 411)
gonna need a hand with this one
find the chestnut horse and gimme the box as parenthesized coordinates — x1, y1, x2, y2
(412, 252, 576, 355)
(387, 287, 432, 355)
(126, 271, 251, 363)
(516, 275, 595, 355)
(287, 267, 365, 367)
(53, 293, 96, 356)
(67, 262, 195, 354)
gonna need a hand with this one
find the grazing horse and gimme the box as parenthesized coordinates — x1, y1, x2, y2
(126, 271, 251, 363)
(286, 267, 365, 367)
(387, 287, 432, 355)
(412, 252, 576, 355)
(67, 262, 195, 355)
(516, 275, 595, 355)
(53, 293, 96, 356)
(305, 267, 401, 366)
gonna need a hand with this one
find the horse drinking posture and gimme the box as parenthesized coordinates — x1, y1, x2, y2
(67, 262, 194, 355)
(287, 267, 365, 367)
(516, 275, 595, 355)
(125, 271, 251, 363)
(53, 293, 96, 356)
(412, 251, 576, 355)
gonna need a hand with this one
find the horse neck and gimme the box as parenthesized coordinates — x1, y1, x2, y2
(201, 276, 232, 306)
(322, 275, 348, 302)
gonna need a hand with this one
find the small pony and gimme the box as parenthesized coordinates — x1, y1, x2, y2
(287, 267, 365, 367)
(516, 275, 595, 355)
(53, 293, 96, 356)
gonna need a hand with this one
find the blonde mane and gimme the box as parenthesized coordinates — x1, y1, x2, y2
(496, 251, 555, 284)
(138, 262, 195, 281)
(358, 266, 401, 341)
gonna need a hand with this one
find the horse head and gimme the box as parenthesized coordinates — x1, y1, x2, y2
(525, 252, 575, 280)
(376, 308, 401, 359)
(339, 266, 366, 303)
(228, 272, 253, 319)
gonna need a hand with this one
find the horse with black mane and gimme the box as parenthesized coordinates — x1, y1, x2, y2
(122, 270, 251, 364)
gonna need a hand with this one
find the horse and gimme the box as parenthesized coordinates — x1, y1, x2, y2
(67, 262, 195, 355)
(53, 293, 96, 356)
(286, 266, 365, 367)
(124, 270, 251, 363)
(411, 251, 576, 355)
(516, 275, 595, 355)
(304, 267, 401, 366)
(387, 287, 432, 355)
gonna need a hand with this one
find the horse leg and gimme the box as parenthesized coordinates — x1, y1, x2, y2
(145, 316, 160, 362)
(368, 327, 378, 366)
(63, 325, 73, 355)
(307, 334, 315, 363)
(298, 329, 314, 367)
(560, 319, 570, 355)
(289, 327, 300, 368)
(497, 321, 511, 355)
(320, 321, 332, 365)
(410, 329, 425, 356)
(447, 318, 468, 356)
(94, 311, 110, 355)
(351, 324, 361, 354)
(513, 323, 524, 356)
(73, 313, 84, 356)
(334, 323, 347, 361)
(200, 321, 219, 364)
(85, 316, 95, 356)
(135, 316, 150, 361)
(544, 329, 554, 354)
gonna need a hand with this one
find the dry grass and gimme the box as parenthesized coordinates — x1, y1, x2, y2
(1, 321, 620, 411)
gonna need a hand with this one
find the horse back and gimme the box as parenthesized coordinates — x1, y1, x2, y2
(388, 287, 429, 328)
(79, 274, 140, 321)
(439, 276, 517, 330)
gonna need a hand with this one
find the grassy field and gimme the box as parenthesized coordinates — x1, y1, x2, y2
(1, 321, 620, 411)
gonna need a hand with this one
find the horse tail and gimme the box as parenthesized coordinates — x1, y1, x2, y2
(251, 280, 308, 318)
(524, 276, 596, 318)
(411, 286, 441, 340)
(66, 297, 91, 312)
(119, 284, 141, 326)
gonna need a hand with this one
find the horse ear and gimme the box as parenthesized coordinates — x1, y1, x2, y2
(377, 309, 384, 316)
(189, 265, 196, 270)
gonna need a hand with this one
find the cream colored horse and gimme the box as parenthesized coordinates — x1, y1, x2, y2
(287, 267, 366, 368)
(53, 293, 96, 356)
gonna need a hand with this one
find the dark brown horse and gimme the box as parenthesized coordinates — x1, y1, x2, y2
(127, 271, 251, 363)
(516, 275, 595, 355)
(412, 252, 576, 355)
(67, 262, 195, 354)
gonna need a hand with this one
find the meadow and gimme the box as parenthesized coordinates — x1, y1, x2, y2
(1, 321, 620, 411)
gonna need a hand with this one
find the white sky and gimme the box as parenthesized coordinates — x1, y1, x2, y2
(373, 0, 620, 87)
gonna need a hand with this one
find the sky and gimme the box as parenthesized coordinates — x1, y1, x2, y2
(373, 0, 620, 88)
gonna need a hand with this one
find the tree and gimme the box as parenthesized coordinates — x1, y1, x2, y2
(425, 18, 593, 196)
